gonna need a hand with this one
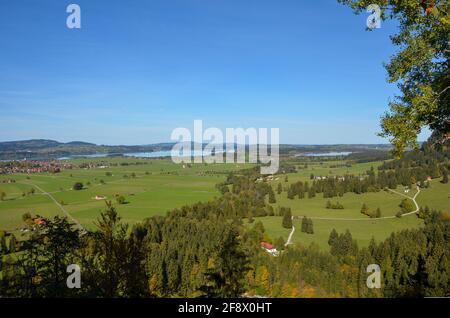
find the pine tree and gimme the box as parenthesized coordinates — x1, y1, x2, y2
(301, 216, 307, 233)
(24, 216, 82, 297)
(282, 209, 293, 229)
(307, 219, 314, 234)
(268, 189, 276, 204)
(375, 208, 381, 218)
(201, 227, 249, 297)
(248, 211, 254, 223)
(328, 229, 338, 246)
(9, 234, 16, 253)
(360, 203, 369, 216)
(92, 201, 126, 297)
(275, 236, 285, 250)
(0, 235, 6, 254)
(441, 169, 448, 184)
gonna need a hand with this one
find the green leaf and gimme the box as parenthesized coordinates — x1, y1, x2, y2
(431, 7, 439, 17)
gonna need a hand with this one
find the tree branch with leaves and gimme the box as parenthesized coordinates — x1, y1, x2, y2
(338, 0, 449, 156)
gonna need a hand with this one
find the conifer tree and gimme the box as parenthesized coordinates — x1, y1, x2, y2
(268, 189, 276, 204)
(328, 229, 338, 246)
(441, 169, 448, 184)
(301, 216, 307, 233)
(360, 203, 369, 216)
(282, 209, 293, 229)
(375, 208, 381, 218)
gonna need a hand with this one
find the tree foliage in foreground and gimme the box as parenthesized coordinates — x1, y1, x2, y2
(338, 0, 449, 156)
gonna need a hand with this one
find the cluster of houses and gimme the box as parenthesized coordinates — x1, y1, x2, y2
(313, 175, 348, 182)
(18, 217, 47, 233)
(0, 160, 74, 175)
(0, 159, 115, 175)
(312, 175, 368, 182)
(78, 162, 109, 169)
(256, 175, 279, 182)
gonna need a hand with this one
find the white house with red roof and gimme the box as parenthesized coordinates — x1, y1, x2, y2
(260, 242, 279, 257)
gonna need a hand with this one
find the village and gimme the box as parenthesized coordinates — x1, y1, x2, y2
(0, 160, 75, 175)
(0, 160, 116, 175)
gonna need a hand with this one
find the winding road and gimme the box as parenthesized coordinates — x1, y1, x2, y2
(285, 186, 422, 246)
(285, 217, 295, 246)
(292, 186, 421, 222)
(386, 186, 421, 216)
(26, 182, 84, 230)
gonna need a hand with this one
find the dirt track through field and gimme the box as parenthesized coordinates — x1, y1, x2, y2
(26, 182, 84, 230)
(292, 186, 421, 222)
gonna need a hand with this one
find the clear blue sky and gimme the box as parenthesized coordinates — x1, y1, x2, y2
(0, 0, 430, 145)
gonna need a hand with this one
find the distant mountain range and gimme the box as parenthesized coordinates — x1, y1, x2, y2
(0, 139, 175, 160)
(0, 139, 393, 160)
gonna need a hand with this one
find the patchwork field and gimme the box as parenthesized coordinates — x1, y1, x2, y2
(1, 157, 448, 251)
(0, 157, 249, 230)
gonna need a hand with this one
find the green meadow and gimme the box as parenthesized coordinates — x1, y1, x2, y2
(0, 157, 249, 230)
(256, 160, 449, 250)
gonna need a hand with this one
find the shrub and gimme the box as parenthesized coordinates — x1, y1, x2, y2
(22, 212, 32, 222)
(116, 195, 126, 205)
(399, 199, 415, 213)
(73, 182, 84, 191)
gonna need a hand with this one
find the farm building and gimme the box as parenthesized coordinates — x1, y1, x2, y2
(261, 242, 279, 257)
(34, 218, 46, 226)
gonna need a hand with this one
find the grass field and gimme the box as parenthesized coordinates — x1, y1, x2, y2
(256, 161, 449, 250)
(0, 157, 249, 230)
(1, 157, 448, 251)
(416, 180, 450, 212)
(256, 214, 424, 250)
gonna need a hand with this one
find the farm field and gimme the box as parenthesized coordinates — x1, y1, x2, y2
(0, 157, 250, 230)
(257, 162, 449, 250)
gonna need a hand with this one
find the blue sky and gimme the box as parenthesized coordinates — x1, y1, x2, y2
(0, 0, 430, 145)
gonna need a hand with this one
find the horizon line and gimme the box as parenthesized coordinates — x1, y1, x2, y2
(0, 138, 428, 147)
